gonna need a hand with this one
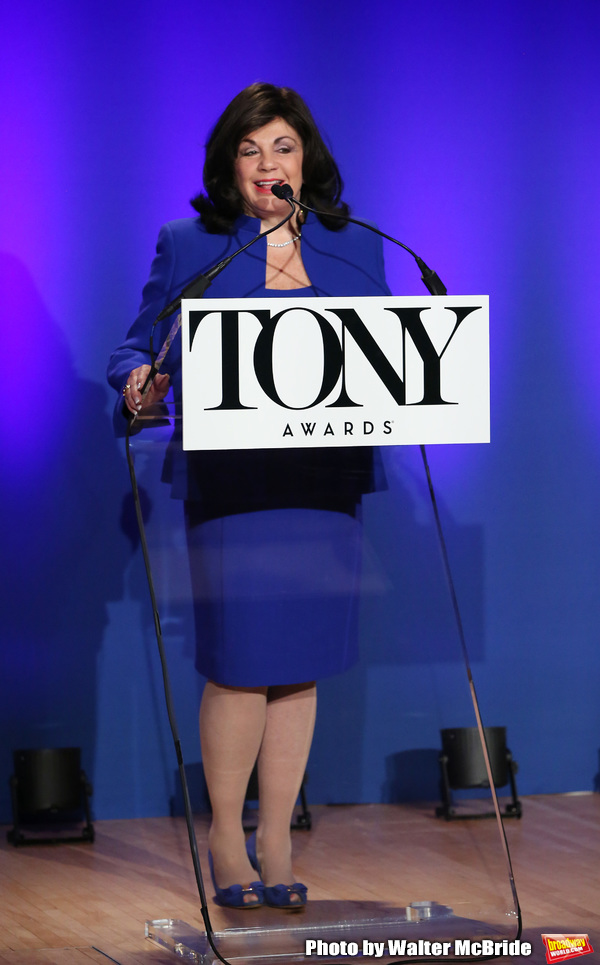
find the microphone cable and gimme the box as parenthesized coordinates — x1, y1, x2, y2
(272, 183, 523, 942)
(419, 443, 522, 939)
(124, 414, 232, 965)
(120, 209, 303, 963)
(123, 199, 302, 964)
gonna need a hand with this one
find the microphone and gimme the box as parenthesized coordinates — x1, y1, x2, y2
(271, 183, 447, 296)
(271, 182, 294, 200)
(154, 262, 221, 323)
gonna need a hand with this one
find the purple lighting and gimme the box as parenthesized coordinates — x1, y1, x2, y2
(1, 0, 599, 822)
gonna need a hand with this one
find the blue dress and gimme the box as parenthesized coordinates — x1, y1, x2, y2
(108, 214, 391, 686)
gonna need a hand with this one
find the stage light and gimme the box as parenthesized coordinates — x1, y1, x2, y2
(436, 726, 522, 820)
(8, 747, 94, 845)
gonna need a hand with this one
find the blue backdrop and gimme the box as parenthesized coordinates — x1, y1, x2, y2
(1, 0, 599, 820)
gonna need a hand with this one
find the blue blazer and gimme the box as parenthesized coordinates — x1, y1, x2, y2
(108, 213, 390, 510)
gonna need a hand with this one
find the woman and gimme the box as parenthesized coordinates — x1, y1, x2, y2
(108, 83, 390, 909)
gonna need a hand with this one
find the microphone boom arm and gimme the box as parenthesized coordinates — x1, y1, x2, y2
(271, 184, 447, 296)
(136, 198, 297, 409)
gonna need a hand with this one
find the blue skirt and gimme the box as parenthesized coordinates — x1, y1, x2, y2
(186, 508, 362, 687)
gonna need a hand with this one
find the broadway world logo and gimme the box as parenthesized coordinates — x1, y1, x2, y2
(542, 935, 594, 963)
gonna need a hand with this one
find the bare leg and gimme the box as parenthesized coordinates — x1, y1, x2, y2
(256, 681, 317, 889)
(199, 681, 267, 893)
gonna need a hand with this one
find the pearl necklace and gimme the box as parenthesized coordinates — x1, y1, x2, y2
(267, 234, 301, 248)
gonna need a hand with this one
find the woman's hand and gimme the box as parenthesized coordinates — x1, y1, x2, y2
(122, 365, 171, 415)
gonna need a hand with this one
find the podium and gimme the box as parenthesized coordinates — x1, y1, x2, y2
(126, 295, 520, 963)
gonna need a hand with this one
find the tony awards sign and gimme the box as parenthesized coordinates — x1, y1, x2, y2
(181, 296, 489, 450)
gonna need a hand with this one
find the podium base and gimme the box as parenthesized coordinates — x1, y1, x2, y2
(146, 902, 513, 964)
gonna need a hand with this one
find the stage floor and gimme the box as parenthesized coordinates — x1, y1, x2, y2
(1, 794, 599, 965)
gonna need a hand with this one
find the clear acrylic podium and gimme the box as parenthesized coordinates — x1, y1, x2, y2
(127, 397, 520, 965)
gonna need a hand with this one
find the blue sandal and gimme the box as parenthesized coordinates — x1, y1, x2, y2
(208, 850, 264, 908)
(246, 832, 308, 908)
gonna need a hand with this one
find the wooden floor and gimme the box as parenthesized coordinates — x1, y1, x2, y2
(0, 794, 598, 965)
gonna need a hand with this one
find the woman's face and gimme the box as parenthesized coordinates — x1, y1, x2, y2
(234, 117, 303, 223)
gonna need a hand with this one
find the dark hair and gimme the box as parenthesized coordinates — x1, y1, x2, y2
(191, 83, 349, 232)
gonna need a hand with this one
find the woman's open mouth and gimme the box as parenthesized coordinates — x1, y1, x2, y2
(254, 179, 283, 193)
